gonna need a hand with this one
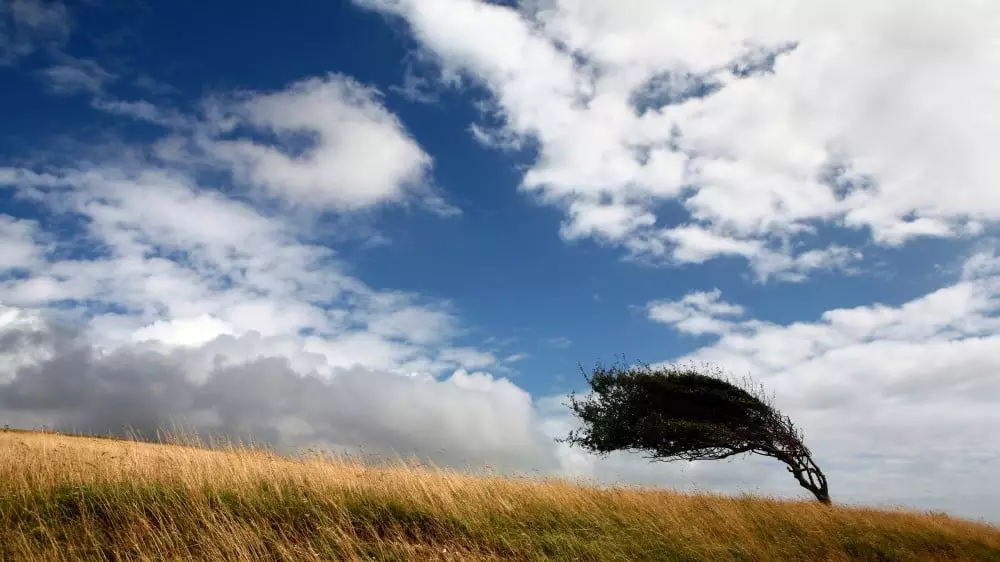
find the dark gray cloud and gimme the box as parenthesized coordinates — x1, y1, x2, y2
(0, 318, 559, 473)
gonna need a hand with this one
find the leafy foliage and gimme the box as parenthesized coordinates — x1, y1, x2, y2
(560, 360, 831, 504)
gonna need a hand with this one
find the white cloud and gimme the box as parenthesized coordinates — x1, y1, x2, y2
(199, 74, 440, 212)
(437, 347, 497, 370)
(661, 225, 762, 263)
(390, 65, 442, 104)
(751, 244, 862, 283)
(363, 302, 457, 345)
(0, 162, 473, 374)
(560, 199, 655, 243)
(91, 98, 187, 128)
(131, 314, 237, 348)
(67, 73, 454, 215)
(963, 248, 1000, 281)
(0, 304, 54, 380)
(358, 0, 999, 281)
(0, 70, 468, 378)
(0, 66, 470, 381)
(0, 67, 544, 476)
(619, 251, 1000, 521)
(37, 57, 114, 94)
(0, 215, 45, 270)
(647, 288, 744, 335)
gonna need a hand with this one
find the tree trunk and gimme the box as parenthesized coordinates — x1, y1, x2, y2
(781, 453, 831, 505)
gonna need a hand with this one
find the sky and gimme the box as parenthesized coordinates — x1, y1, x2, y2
(1, 0, 999, 524)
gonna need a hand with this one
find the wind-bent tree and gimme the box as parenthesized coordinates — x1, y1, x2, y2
(559, 360, 831, 505)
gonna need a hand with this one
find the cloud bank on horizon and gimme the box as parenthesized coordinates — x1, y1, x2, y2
(1, 0, 999, 523)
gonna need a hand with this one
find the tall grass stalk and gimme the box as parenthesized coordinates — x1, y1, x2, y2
(1, 428, 998, 561)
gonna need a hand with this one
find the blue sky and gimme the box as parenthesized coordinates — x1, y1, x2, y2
(2, 0, 1000, 523)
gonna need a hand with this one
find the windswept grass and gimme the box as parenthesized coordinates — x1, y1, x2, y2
(1, 428, 998, 561)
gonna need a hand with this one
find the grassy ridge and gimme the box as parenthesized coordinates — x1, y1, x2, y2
(1, 429, 998, 561)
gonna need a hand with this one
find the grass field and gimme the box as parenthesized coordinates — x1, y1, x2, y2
(1, 428, 998, 561)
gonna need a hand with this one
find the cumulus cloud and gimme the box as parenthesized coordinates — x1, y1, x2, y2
(0, 215, 46, 270)
(18, 70, 452, 215)
(0, 161, 474, 375)
(0, 64, 545, 475)
(647, 288, 744, 335)
(963, 248, 1000, 281)
(627, 250, 1000, 522)
(357, 0, 999, 280)
(0, 310, 557, 472)
(0, 71, 465, 380)
(198, 74, 445, 213)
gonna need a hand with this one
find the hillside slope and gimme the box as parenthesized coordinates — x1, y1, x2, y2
(1, 429, 998, 561)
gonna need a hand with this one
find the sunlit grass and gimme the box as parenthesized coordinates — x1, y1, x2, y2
(1, 428, 998, 561)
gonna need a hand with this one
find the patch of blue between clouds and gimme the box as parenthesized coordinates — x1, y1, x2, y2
(630, 41, 799, 115)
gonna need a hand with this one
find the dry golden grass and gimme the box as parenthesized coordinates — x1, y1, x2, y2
(1, 428, 998, 561)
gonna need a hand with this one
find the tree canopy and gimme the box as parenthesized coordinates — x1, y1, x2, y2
(559, 360, 831, 505)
